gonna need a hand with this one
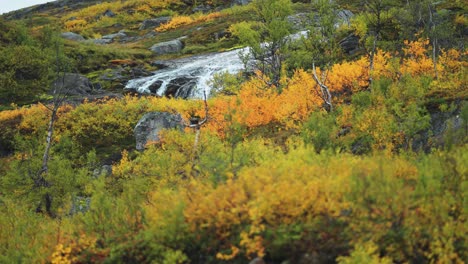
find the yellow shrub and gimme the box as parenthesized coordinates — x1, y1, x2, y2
(64, 19, 88, 31)
(156, 12, 224, 32)
(156, 15, 193, 32)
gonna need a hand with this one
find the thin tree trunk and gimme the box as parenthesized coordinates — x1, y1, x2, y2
(312, 62, 333, 112)
(41, 109, 57, 174)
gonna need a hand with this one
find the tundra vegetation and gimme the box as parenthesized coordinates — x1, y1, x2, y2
(0, 0, 467, 263)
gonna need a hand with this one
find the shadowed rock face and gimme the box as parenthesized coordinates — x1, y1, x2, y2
(134, 112, 184, 151)
(165, 77, 198, 99)
(51, 73, 94, 95)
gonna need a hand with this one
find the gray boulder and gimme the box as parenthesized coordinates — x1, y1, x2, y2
(149, 39, 184, 55)
(51, 73, 94, 95)
(337, 9, 354, 27)
(61, 32, 85, 41)
(231, 0, 252, 5)
(102, 32, 127, 40)
(134, 112, 184, 151)
(139, 16, 171, 30)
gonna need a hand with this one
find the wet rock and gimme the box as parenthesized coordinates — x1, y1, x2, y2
(165, 77, 197, 99)
(61, 32, 85, 41)
(134, 112, 184, 151)
(139, 16, 171, 30)
(149, 39, 184, 55)
(148, 80, 164, 94)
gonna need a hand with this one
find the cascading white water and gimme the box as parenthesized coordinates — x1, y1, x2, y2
(124, 30, 309, 99)
(124, 48, 249, 99)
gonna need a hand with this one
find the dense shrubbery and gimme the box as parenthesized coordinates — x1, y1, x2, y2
(0, 21, 68, 105)
(0, 36, 466, 262)
(0, 0, 467, 262)
(1, 140, 466, 263)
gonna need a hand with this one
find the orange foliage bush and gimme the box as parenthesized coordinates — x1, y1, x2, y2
(205, 70, 323, 135)
(64, 19, 88, 31)
(324, 56, 369, 93)
(401, 38, 439, 76)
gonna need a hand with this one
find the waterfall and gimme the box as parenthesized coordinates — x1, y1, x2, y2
(124, 48, 249, 99)
(124, 30, 309, 99)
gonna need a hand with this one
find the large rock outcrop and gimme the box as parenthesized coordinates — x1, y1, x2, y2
(134, 112, 184, 151)
(51, 73, 94, 95)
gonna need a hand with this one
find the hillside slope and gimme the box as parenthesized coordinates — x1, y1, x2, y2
(0, 0, 466, 263)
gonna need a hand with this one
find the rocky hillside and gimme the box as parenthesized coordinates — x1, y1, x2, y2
(1, 0, 465, 104)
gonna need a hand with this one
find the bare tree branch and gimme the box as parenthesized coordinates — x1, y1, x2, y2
(312, 62, 333, 112)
